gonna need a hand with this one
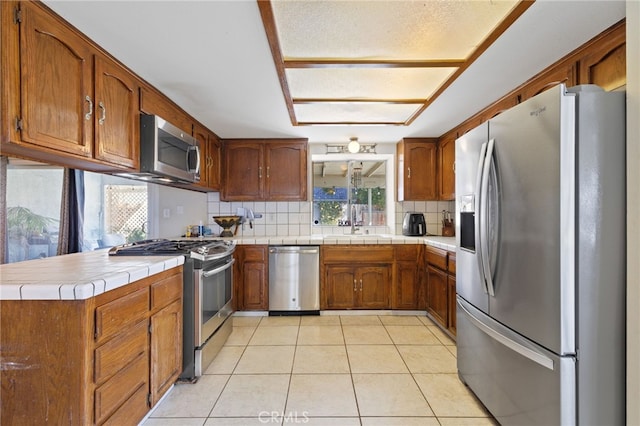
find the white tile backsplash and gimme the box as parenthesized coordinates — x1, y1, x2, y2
(206, 198, 455, 237)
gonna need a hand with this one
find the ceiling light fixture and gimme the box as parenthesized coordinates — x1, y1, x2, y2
(347, 137, 360, 153)
(325, 140, 377, 154)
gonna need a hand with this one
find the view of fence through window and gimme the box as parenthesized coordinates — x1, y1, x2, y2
(104, 185, 148, 244)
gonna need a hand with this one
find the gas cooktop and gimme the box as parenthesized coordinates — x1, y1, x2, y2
(108, 238, 236, 261)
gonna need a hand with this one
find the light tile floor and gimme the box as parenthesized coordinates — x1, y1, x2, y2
(142, 314, 496, 426)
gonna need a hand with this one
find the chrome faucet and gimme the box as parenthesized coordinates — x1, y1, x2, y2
(350, 204, 360, 234)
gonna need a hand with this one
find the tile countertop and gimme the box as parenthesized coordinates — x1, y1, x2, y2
(0, 249, 184, 301)
(234, 235, 457, 251)
(0, 235, 454, 301)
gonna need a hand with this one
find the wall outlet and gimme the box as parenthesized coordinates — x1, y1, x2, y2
(163, 208, 170, 218)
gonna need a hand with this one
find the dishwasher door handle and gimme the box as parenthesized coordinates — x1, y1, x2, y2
(269, 247, 319, 255)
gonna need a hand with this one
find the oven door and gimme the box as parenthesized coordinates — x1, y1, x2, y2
(194, 257, 234, 347)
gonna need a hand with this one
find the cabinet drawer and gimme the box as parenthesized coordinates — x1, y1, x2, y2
(426, 246, 448, 271)
(242, 246, 267, 262)
(151, 272, 182, 311)
(95, 320, 148, 384)
(101, 384, 149, 426)
(395, 245, 420, 261)
(94, 352, 148, 425)
(448, 252, 456, 274)
(323, 245, 394, 263)
(95, 287, 149, 342)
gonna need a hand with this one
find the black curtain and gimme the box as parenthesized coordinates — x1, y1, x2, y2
(58, 169, 85, 254)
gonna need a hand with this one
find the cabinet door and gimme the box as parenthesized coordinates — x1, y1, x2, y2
(426, 265, 448, 328)
(358, 266, 390, 309)
(94, 55, 139, 169)
(447, 275, 457, 335)
(20, 2, 94, 157)
(438, 136, 455, 201)
(394, 261, 422, 309)
(519, 61, 577, 102)
(265, 141, 307, 201)
(150, 298, 182, 406)
(222, 142, 263, 201)
(207, 135, 221, 190)
(241, 261, 268, 310)
(324, 266, 357, 309)
(402, 140, 437, 200)
(578, 22, 625, 91)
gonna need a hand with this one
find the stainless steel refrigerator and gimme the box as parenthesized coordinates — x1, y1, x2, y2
(455, 84, 626, 425)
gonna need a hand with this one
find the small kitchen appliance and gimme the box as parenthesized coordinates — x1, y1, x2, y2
(109, 238, 236, 380)
(402, 212, 426, 236)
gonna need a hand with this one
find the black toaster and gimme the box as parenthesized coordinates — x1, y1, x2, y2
(402, 212, 426, 236)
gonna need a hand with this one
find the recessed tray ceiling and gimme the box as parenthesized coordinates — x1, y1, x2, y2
(259, 0, 529, 127)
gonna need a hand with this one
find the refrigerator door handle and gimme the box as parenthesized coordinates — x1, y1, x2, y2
(458, 297, 555, 370)
(474, 142, 489, 294)
(479, 139, 496, 296)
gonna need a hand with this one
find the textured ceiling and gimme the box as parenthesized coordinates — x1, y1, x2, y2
(264, 0, 524, 125)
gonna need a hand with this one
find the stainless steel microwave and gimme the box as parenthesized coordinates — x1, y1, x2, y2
(137, 114, 201, 183)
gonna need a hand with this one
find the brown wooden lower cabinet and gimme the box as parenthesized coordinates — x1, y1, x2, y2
(324, 264, 390, 309)
(426, 264, 449, 325)
(234, 245, 269, 311)
(425, 246, 457, 336)
(0, 267, 183, 425)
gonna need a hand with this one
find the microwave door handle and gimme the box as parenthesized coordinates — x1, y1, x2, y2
(187, 145, 201, 174)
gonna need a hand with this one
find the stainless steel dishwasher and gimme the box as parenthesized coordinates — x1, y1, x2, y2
(268, 246, 320, 314)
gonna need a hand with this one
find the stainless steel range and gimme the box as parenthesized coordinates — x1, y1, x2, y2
(109, 238, 236, 381)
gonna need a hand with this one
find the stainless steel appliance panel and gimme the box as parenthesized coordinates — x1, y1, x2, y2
(196, 257, 234, 345)
(268, 246, 320, 312)
(457, 297, 576, 425)
(487, 85, 576, 355)
(573, 86, 626, 425)
(455, 121, 490, 313)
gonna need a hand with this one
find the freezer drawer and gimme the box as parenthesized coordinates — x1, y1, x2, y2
(457, 297, 575, 425)
(268, 246, 320, 312)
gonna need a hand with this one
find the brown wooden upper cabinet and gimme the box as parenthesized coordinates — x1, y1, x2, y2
(397, 138, 438, 201)
(579, 22, 626, 91)
(193, 124, 221, 191)
(1, 1, 139, 171)
(222, 139, 308, 201)
(438, 136, 455, 201)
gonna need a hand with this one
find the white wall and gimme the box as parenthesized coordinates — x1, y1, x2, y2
(627, 1, 639, 424)
(148, 184, 208, 239)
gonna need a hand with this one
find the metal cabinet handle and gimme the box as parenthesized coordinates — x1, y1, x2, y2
(408, 167, 411, 178)
(259, 166, 262, 179)
(266, 166, 270, 178)
(98, 101, 106, 125)
(359, 279, 363, 291)
(85, 96, 93, 120)
(353, 279, 357, 292)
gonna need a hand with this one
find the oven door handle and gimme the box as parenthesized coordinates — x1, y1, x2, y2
(202, 258, 235, 277)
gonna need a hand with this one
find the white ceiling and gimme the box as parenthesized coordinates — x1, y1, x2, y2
(43, 0, 625, 144)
